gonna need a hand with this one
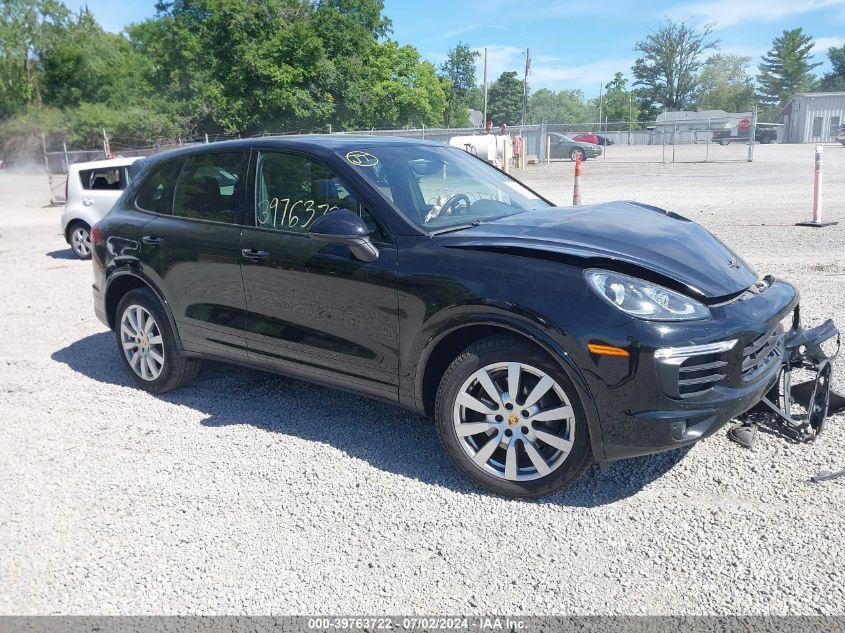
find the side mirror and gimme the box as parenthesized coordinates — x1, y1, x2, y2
(308, 209, 379, 262)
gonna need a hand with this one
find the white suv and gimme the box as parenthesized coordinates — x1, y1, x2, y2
(61, 156, 144, 259)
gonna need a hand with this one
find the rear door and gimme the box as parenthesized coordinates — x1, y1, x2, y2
(136, 151, 249, 359)
(239, 149, 400, 400)
(78, 165, 129, 217)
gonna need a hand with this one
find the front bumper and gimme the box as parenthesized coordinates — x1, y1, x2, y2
(570, 278, 802, 461)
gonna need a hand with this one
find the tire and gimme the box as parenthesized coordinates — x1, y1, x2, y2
(570, 148, 584, 161)
(115, 288, 201, 393)
(718, 140, 729, 146)
(434, 334, 592, 497)
(68, 221, 92, 260)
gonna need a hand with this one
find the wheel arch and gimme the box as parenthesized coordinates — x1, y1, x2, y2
(104, 271, 184, 351)
(416, 317, 605, 459)
(64, 218, 90, 242)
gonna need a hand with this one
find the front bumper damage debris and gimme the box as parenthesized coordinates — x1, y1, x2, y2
(733, 318, 843, 447)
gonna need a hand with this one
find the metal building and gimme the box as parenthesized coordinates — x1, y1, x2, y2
(779, 92, 845, 143)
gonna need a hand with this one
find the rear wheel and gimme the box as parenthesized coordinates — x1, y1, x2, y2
(434, 335, 592, 497)
(570, 148, 584, 161)
(115, 288, 201, 393)
(68, 222, 92, 260)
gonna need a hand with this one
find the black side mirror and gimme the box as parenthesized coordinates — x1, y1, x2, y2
(308, 209, 379, 262)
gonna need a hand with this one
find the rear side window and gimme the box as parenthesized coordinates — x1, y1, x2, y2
(79, 167, 126, 191)
(135, 159, 183, 214)
(173, 152, 244, 224)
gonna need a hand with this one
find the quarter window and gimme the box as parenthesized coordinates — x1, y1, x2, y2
(135, 159, 183, 214)
(173, 152, 244, 224)
(255, 151, 385, 240)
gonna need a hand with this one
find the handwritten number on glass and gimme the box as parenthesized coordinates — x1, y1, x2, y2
(258, 197, 339, 230)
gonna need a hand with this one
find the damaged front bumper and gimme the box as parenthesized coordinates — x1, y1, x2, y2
(753, 316, 843, 441)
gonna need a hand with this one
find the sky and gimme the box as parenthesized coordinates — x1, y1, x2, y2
(64, 0, 845, 98)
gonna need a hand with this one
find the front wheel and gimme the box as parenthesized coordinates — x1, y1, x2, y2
(570, 148, 584, 161)
(115, 288, 201, 393)
(434, 335, 592, 497)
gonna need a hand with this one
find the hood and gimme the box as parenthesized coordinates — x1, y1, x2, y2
(439, 201, 757, 300)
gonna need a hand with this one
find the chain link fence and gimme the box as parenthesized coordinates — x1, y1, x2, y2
(37, 114, 774, 203)
(335, 114, 775, 165)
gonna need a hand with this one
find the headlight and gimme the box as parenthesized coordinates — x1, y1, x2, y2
(584, 269, 710, 321)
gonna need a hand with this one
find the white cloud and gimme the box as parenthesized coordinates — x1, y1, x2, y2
(670, 0, 845, 28)
(812, 36, 845, 55)
(441, 24, 507, 40)
(472, 44, 632, 94)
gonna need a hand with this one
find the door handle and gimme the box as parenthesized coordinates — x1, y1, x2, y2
(82, 198, 94, 206)
(241, 248, 270, 262)
(142, 235, 163, 246)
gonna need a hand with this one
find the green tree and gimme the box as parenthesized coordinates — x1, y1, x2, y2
(439, 41, 479, 127)
(757, 28, 820, 106)
(40, 8, 153, 108)
(487, 71, 523, 126)
(0, 0, 69, 116)
(633, 19, 719, 117)
(695, 54, 756, 112)
(820, 45, 845, 91)
(527, 88, 590, 124)
(358, 40, 446, 128)
(597, 72, 640, 127)
(465, 84, 483, 111)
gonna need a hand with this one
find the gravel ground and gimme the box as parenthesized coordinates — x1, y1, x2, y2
(1, 144, 844, 615)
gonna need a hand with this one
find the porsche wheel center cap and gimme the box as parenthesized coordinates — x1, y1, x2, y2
(507, 413, 520, 426)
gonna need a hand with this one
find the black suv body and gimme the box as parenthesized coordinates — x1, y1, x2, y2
(92, 136, 803, 497)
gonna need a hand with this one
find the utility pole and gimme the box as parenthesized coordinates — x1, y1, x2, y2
(482, 47, 488, 129)
(521, 48, 530, 133)
(597, 82, 603, 129)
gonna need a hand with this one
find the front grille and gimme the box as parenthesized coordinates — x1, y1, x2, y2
(742, 324, 784, 380)
(677, 352, 728, 398)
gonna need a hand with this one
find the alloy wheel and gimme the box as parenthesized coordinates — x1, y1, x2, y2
(71, 226, 91, 258)
(452, 362, 576, 481)
(120, 304, 165, 381)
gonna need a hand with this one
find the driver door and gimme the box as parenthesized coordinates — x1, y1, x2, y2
(239, 150, 400, 400)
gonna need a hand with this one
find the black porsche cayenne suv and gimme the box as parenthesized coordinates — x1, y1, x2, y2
(92, 136, 800, 497)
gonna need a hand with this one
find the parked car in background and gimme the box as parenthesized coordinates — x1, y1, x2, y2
(573, 133, 615, 147)
(90, 136, 820, 497)
(61, 156, 143, 259)
(572, 133, 599, 145)
(838, 125, 845, 147)
(712, 126, 777, 145)
(548, 133, 602, 161)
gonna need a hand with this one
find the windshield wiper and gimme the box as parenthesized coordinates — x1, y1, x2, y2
(430, 220, 481, 236)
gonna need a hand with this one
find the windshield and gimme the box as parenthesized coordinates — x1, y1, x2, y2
(554, 134, 575, 143)
(338, 144, 551, 231)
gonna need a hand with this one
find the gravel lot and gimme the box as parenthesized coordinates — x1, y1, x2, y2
(1, 144, 844, 615)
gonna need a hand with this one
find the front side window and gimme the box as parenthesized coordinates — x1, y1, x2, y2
(135, 159, 183, 214)
(255, 151, 384, 240)
(173, 152, 244, 224)
(340, 144, 551, 231)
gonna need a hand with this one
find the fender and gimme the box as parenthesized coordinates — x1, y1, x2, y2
(105, 268, 185, 352)
(413, 312, 607, 460)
